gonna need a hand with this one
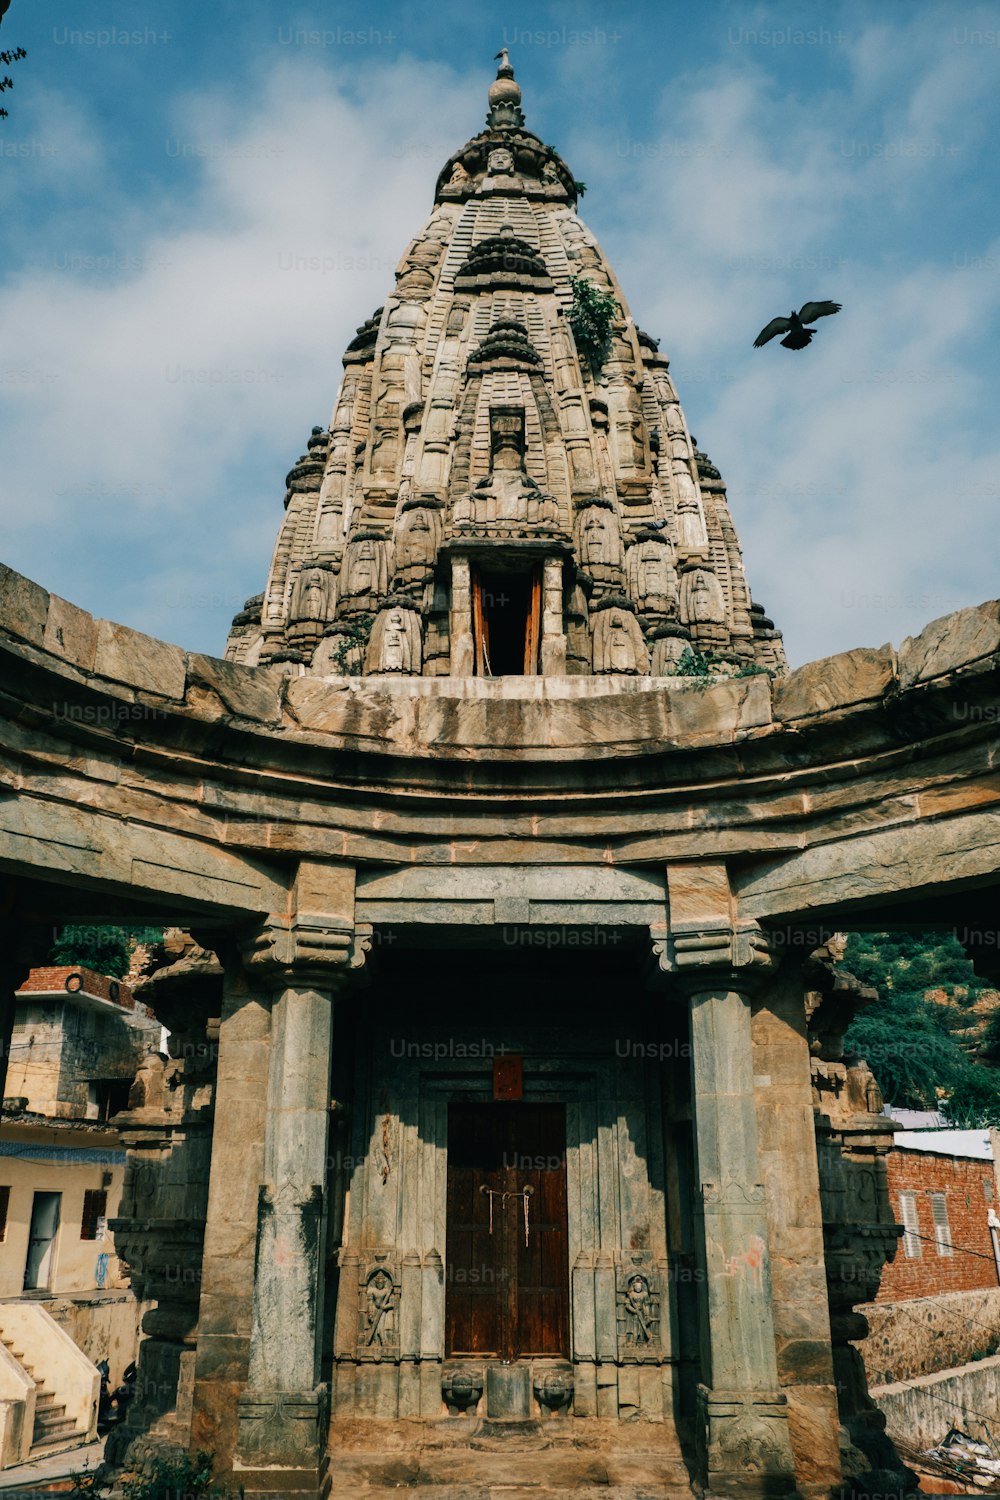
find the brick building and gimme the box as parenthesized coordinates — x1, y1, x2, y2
(877, 1130, 1000, 1301)
(9, 966, 161, 1121)
(0, 965, 161, 1466)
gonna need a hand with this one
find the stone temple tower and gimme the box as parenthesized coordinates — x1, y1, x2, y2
(6, 50, 969, 1500)
(226, 55, 785, 683)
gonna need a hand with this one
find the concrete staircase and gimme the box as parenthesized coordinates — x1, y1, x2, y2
(326, 1416, 696, 1498)
(0, 1333, 81, 1454)
(0, 1302, 98, 1463)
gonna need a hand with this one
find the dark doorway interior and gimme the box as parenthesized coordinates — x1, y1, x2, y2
(472, 567, 540, 676)
(446, 1102, 569, 1360)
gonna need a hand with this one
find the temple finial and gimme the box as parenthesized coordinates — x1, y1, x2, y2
(488, 49, 524, 130)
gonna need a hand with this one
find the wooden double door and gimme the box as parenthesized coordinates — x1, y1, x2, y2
(446, 1102, 570, 1360)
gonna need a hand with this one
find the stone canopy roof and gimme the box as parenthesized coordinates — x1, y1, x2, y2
(226, 56, 785, 682)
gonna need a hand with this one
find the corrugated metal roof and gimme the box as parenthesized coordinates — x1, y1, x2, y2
(894, 1128, 994, 1161)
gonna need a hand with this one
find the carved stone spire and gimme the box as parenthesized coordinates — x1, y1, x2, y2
(227, 60, 786, 681)
(487, 49, 525, 130)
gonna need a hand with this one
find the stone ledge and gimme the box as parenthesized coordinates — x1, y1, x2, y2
(184, 653, 284, 725)
(93, 620, 186, 700)
(772, 646, 897, 724)
(2, 563, 999, 763)
(898, 601, 1000, 688)
(0, 564, 49, 648)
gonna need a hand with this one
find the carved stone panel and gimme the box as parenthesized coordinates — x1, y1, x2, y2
(591, 597, 650, 675)
(364, 598, 423, 675)
(616, 1264, 662, 1361)
(356, 1259, 401, 1362)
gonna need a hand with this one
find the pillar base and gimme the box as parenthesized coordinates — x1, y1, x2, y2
(696, 1384, 799, 1498)
(233, 1386, 329, 1499)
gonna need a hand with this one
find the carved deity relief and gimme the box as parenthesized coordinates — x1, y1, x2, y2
(845, 1058, 885, 1116)
(487, 146, 515, 175)
(679, 563, 727, 627)
(342, 533, 391, 600)
(624, 1274, 652, 1344)
(363, 1267, 396, 1351)
(649, 626, 692, 673)
(591, 603, 650, 674)
(615, 1264, 661, 1358)
(675, 492, 709, 553)
(626, 537, 678, 616)
(395, 501, 441, 576)
(364, 601, 422, 675)
(663, 402, 686, 439)
(575, 503, 623, 571)
(672, 462, 700, 509)
(289, 565, 336, 625)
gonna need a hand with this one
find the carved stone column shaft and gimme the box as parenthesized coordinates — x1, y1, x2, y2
(687, 979, 797, 1497)
(690, 984, 780, 1392)
(247, 981, 333, 1394)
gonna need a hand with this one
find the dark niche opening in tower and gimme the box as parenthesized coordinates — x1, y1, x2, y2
(472, 566, 540, 676)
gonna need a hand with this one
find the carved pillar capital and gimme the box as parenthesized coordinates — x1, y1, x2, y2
(649, 919, 776, 994)
(650, 861, 777, 995)
(240, 914, 371, 993)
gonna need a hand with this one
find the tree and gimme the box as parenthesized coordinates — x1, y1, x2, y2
(843, 931, 1000, 1125)
(49, 926, 163, 981)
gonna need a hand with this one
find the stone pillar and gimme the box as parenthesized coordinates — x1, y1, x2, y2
(108, 936, 222, 1467)
(190, 941, 271, 1470)
(751, 961, 842, 1496)
(232, 868, 369, 1500)
(449, 556, 474, 676)
(652, 865, 797, 1498)
(540, 555, 567, 676)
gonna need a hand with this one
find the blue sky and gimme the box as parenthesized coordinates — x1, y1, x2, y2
(1, 0, 998, 667)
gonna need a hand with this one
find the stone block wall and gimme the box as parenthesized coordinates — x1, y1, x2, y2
(877, 1149, 999, 1301)
(857, 1287, 1000, 1386)
(871, 1352, 1000, 1450)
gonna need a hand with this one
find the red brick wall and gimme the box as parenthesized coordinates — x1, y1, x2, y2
(876, 1148, 1000, 1301)
(17, 965, 135, 1010)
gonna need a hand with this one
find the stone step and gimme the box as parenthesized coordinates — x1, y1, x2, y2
(28, 1431, 89, 1462)
(326, 1449, 692, 1491)
(30, 1418, 82, 1450)
(34, 1412, 74, 1442)
(327, 1487, 691, 1499)
(34, 1400, 68, 1425)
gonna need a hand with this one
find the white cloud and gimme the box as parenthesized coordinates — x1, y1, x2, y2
(0, 23, 996, 670)
(572, 27, 1000, 665)
(0, 53, 473, 646)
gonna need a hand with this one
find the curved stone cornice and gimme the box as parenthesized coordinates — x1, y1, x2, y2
(1, 565, 999, 929)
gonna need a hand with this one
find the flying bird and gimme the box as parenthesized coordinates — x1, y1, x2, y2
(753, 300, 842, 350)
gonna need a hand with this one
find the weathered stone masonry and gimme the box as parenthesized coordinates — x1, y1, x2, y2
(1, 53, 999, 1500)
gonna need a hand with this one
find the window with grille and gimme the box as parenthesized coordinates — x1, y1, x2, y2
(929, 1192, 953, 1256)
(80, 1189, 107, 1241)
(900, 1191, 921, 1258)
(0, 1186, 9, 1242)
